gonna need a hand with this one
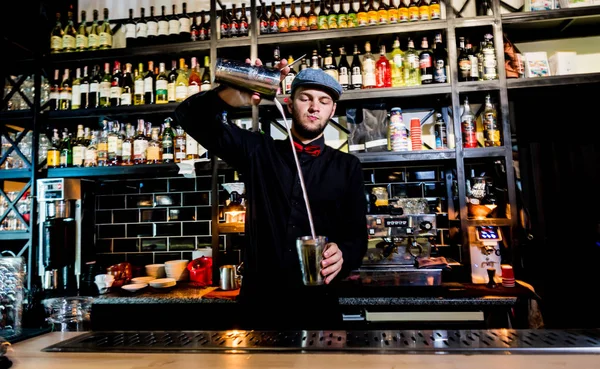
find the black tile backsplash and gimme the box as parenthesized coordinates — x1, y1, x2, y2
(139, 179, 168, 194)
(196, 176, 213, 191)
(169, 178, 196, 192)
(170, 237, 195, 251)
(141, 238, 167, 252)
(96, 210, 112, 224)
(98, 224, 126, 239)
(169, 207, 195, 221)
(155, 193, 181, 207)
(183, 192, 210, 206)
(127, 194, 154, 208)
(155, 223, 181, 237)
(127, 223, 154, 237)
(114, 238, 139, 253)
(126, 253, 154, 268)
(196, 206, 213, 220)
(98, 195, 125, 210)
(141, 209, 167, 222)
(95, 239, 112, 253)
(113, 209, 140, 223)
(154, 252, 186, 264)
(183, 221, 210, 236)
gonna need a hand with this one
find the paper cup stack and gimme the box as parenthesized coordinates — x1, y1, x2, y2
(501, 264, 515, 287)
(410, 118, 422, 151)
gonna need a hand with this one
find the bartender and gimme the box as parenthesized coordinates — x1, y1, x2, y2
(174, 58, 368, 329)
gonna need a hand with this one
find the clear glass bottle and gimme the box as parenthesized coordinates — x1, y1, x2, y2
(403, 38, 420, 86)
(97, 120, 109, 166)
(482, 34, 498, 80)
(62, 10, 78, 52)
(155, 62, 169, 104)
(375, 44, 391, 88)
(50, 12, 64, 54)
(483, 94, 501, 147)
(58, 68, 72, 110)
(461, 97, 477, 148)
(99, 62, 112, 107)
(175, 126, 187, 163)
(146, 127, 163, 164)
(188, 57, 201, 96)
(121, 123, 134, 166)
(76, 10, 89, 51)
(175, 58, 189, 102)
(71, 67, 81, 110)
(107, 121, 120, 166)
(134, 63, 145, 105)
(390, 37, 404, 87)
(84, 130, 98, 167)
(120, 63, 134, 106)
(362, 41, 376, 89)
(98, 8, 113, 49)
(133, 119, 149, 164)
(88, 10, 100, 50)
(72, 125, 86, 167)
(161, 118, 175, 163)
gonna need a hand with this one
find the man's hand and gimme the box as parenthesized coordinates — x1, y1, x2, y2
(321, 242, 343, 284)
(217, 58, 290, 107)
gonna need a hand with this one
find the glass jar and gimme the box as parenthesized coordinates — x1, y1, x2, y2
(371, 187, 389, 207)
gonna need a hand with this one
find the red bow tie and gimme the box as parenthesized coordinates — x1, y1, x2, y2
(293, 141, 321, 157)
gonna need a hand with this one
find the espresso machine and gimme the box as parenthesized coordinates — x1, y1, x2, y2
(37, 178, 83, 293)
(468, 226, 503, 284)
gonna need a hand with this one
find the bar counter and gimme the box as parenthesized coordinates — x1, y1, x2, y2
(9, 331, 600, 369)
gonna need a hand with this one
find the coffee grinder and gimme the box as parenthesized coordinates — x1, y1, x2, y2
(469, 226, 502, 284)
(37, 178, 83, 293)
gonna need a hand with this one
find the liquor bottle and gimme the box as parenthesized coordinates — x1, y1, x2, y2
(279, 2, 290, 32)
(190, 12, 199, 41)
(186, 132, 199, 159)
(89, 65, 101, 108)
(106, 121, 120, 166)
(71, 67, 81, 110)
(419, 37, 433, 84)
(188, 57, 201, 96)
(433, 112, 447, 149)
(408, 0, 419, 22)
(146, 128, 162, 165)
(120, 63, 134, 106)
(483, 94, 500, 147)
(347, 0, 358, 27)
(167, 60, 178, 103)
(283, 55, 296, 94)
(80, 66, 90, 109)
(260, 2, 270, 34)
(179, 2, 192, 41)
(338, 47, 350, 90)
(62, 10, 77, 52)
(50, 13, 64, 54)
(72, 125, 86, 167)
(134, 63, 145, 105)
(76, 10, 89, 51)
(323, 45, 339, 81)
(482, 34, 498, 80)
(398, 0, 409, 22)
(375, 45, 391, 88)
(175, 126, 187, 163)
(109, 61, 122, 107)
(309, 0, 319, 30)
(310, 49, 322, 70)
(458, 37, 470, 82)
(466, 40, 479, 81)
(88, 10, 100, 50)
(239, 3, 249, 36)
(388, 0, 399, 23)
(98, 8, 113, 50)
(133, 119, 149, 165)
(390, 37, 404, 87)
(367, 0, 378, 26)
(169, 4, 180, 39)
(147, 6, 159, 42)
(288, 1, 299, 32)
(59, 68, 72, 110)
(47, 129, 61, 168)
(201, 56, 212, 91)
(461, 97, 477, 148)
(433, 33, 448, 83)
(158, 5, 170, 40)
(357, 0, 368, 26)
(329, 0, 342, 29)
(350, 44, 363, 89)
(270, 3, 280, 33)
(84, 130, 98, 167)
(298, 0, 308, 31)
(156, 63, 169, 104)
(418, 0, 429, 21)
(377, 0, 389, 25)
(97, 121, 109, 166)
(403, 38, 420, 86)
(48, 69, 61, 110)
(59, 129, 73, 168)
(137, 8, 148, 46)
(273, 45, 282, 68)
(120, 123, 134, 166)
(476, 41, 485, 80)
(229, 4, 240, 37)
(220, 7, 230, 38)
(125, 8, 137, 47)
(362, 41, 376, 89)
(175, 58, 189, 102)
(99, 62, 112, 107)
(162, 118, 175, 163)
(318, 0, 329, 30)
(429, 0, 441, 19)
(144, 61, 155, 104)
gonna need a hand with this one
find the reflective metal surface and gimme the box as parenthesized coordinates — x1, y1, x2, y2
(42, 329, 600, 354)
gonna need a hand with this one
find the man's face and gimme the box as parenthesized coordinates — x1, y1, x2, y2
(287, 87, 337, 141)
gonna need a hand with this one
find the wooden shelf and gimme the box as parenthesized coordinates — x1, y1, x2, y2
(218, 223, 245, 234)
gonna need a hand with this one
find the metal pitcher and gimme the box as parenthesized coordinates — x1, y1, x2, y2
(219, 264, 241, 291)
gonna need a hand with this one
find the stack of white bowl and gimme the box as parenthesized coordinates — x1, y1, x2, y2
(145, 264, 166, 278)
(94, 274, 115, 294)
(164, 260, 189, 281)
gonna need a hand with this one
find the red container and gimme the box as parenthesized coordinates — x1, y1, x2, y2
(187, 256, 213, 286)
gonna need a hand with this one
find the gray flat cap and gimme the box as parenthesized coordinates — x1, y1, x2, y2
(290, 68, 343, 101)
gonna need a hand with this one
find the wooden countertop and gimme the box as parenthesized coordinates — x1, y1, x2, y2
(9, 332, 600, 369)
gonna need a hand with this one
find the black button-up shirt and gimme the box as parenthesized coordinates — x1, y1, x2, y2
(174, 90, 368, 308)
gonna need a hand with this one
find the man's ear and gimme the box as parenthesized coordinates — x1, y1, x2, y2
(287, 99, 293, 114)
(329, 103, 337, 119)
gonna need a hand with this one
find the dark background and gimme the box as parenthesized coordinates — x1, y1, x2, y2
(2, 0, 599, 329)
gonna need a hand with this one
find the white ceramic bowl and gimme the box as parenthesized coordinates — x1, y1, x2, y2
(149, 278, 177, 289)
(145, 264, 166, 278)
(121, 283, 148, 292)
(131, 276, 156, 284)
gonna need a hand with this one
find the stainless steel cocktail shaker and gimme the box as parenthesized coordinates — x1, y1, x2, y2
(214, 58, 281, 99)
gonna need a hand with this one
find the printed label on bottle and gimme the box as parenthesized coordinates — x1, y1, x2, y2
(269, 21, 278, 33)
(122, 142, 132, 160)
(47, 150, 60, 166)
(388, 9, 398, 23)
(88, 34, 99, 48)
(399, 8, 409, 22)
(59, 91, 72, 101)
(99, 32, 112, 47)
(239, 22, 248, 34)
(175, 85, 187, 100)
(434, 60, 447, 83)
(90, 82, 99, 93)
(368, 11, 378, 25)
(144, 77, 153, 92)
(347, 13, 358, 27)
(348, 143, 365, 152)
(201, 83, 211, 91)
(133, 140, 148, 159)
(318, 16, 328, 29)
(147, 21, 158, 36)
(72, 85, 81, 106)
(430, 4, 441, 19)
(179, 18, 191, 33)
(169, 19, 180, 34)
(125, 23, 136, 38)
(357, 13, 368, 26)
(309, 15, 318, 28)
(72, 146, 85, 166)
(107, 137, 118, 156)
(62, 35, 76, 50)
(80, 83, 89, 94)
(120, 93, 132, 105)
(337, 14, 348, 28)
(327, 15, 338, 29)
(351, 67, 363, 86)
(408, 7, 419, 21)
(338, 67, 349, 85)
(110, 86, 122, 99)
(167, 82, 176, 101)
(84, 149, 97, 165)
(188, 84, 200, 95)
(158, 21, 169, 35)
(156, 80, 168, 91)
(51, 36, 62, 51)
(378, 10, 388, 24)
(147, 146, 160, 161)
(363, 59, 376, 87)
(419, 6, 430, 21)
(75, 35, 88, 49)
(135, 80, 144, 94)
(136, 23, 148, 38)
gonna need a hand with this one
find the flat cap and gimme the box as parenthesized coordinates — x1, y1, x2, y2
(290, 68, 343, 101)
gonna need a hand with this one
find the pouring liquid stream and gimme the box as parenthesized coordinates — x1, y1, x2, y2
(273, 98, 317, 240)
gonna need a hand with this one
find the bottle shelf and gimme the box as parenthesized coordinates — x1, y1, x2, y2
(453, 16, 496, 28)
(456, 80, 501, 93)
(0, 110, 34, 122)
(0, 169, 33, 180)
(506, 73, 600, 90)
(355, 149, 456, 164)
(463, 147, 508, 159)
(44, 103, 180, 120)
(257, 20, 449, 46)
(0, 231, 30, 240)
(502, 7, 600, 24)
(45, 162, 213, 179)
